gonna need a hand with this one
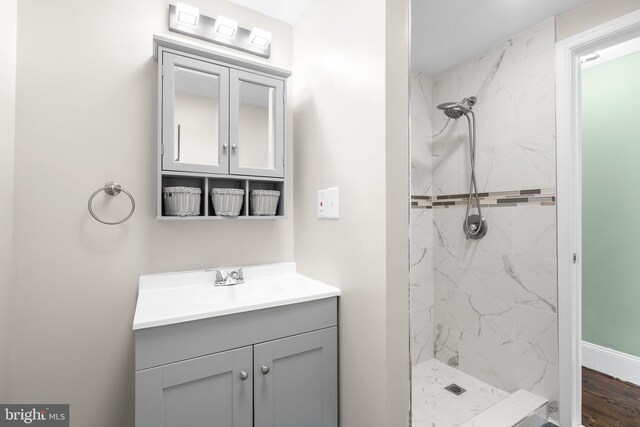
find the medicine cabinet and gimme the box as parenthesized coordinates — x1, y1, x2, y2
(153, 36, 290, 220)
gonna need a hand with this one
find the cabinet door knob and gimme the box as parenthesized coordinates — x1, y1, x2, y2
(231, 144, 238, 151)
(222, 144, 228, 151)
(239, 371, 249, 381)
(261, 365, 270, 375)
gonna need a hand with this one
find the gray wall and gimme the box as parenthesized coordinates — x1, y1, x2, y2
(9, 1, 412, 425)
(292, 0, 410, 425)
(11, 1, 293, 426)
(384, 1, 411, 425)
(0, 0, 17, 403)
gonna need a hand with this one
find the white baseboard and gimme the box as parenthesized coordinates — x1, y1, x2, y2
(582, 341, 640, 386)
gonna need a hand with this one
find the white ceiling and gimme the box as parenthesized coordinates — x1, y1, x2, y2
(412, 0, 590, 75)
(226, 0, 315, 25)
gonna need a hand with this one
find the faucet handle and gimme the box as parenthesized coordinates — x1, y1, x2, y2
(215, 270, 225, 284)
(206, 268, 243, 286)
(225, 268, 244, 285)
(206, 269, 226, 285)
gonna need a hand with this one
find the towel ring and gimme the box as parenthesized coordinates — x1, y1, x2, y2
(88, 181, 136, 225)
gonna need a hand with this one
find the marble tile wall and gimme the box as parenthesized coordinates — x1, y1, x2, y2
(431, 19, 556, 196)
(431, 18, 558, 409)
(410, 18, 559, 415)
(433, 205, 558, 409)
(410, 72, 435, 366)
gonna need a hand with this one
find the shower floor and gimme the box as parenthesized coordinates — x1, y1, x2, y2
(412, 358, 509, 427)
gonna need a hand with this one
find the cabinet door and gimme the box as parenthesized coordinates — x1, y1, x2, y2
(254, 328, 338, 427)
(136, 346, 252, 427)
(162, 52, 230, 174)
(229, 69, 284, 178)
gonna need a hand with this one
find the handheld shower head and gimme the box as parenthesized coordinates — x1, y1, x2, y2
(434, 95, 487, 240)
(437, 96, 477, 119)
(437, 102, 471, 119)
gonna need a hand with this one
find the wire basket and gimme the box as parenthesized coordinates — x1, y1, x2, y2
(210, 188, 245, 216)
(163, 187, 202, 216)
(250, 190, 280, 216)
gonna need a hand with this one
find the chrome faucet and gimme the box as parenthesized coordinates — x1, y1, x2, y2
(206, 268, 244, 286)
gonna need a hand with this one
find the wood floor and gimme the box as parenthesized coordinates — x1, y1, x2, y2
(582, 367, 640, 426)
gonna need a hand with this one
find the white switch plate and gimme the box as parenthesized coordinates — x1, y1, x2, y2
(326, 187, 339, 219)
(317, 190, 327, 218)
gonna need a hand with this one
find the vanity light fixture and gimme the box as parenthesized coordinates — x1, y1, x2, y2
(168, 5, 271, 58)
(249, 28, 272, 48)
(176, 2, 199, 27)
(214, 15, 238, 38)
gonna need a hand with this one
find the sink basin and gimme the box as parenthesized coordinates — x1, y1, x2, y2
(133, 262, 340, 330)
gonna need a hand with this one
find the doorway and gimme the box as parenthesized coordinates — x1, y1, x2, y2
(556, 8, 640, 427)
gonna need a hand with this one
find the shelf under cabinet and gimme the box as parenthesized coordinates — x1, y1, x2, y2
(156, 215, 287, 221)
(160, 173, 285, 219)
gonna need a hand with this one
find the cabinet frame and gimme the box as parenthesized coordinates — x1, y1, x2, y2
(254, 328, 338, 427)
(154, 36, 291, 220)
(135, 346, 253, 427)
(162, 52, 230, 175)
(229, 69, 285, 178)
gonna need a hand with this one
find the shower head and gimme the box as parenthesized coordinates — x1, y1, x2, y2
(435, 96, 487, 240)
(437, 102, 470, 119)
(437, 96, 477, 119)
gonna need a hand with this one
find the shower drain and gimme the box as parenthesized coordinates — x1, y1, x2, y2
(444, 383, 466, 396)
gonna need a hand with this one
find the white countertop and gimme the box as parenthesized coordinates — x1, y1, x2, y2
(133, 262, 340, 330)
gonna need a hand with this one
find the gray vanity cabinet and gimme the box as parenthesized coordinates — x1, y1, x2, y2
(135, 346, 253, 427)
(254, 328, 338, 427)
(135, 298, 338, 427)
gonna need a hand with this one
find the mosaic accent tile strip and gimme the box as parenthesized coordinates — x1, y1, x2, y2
(411, 189, 556, 209)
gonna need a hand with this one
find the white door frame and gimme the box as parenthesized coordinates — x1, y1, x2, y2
(556, 9, 640, 427)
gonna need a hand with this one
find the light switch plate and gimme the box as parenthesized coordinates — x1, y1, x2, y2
(317, 190, 327, 218)
(326, 187, 339, 219)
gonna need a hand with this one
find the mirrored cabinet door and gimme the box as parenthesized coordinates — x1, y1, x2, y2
(229, 70, 284, 178)
(162, 53, 230, 174)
